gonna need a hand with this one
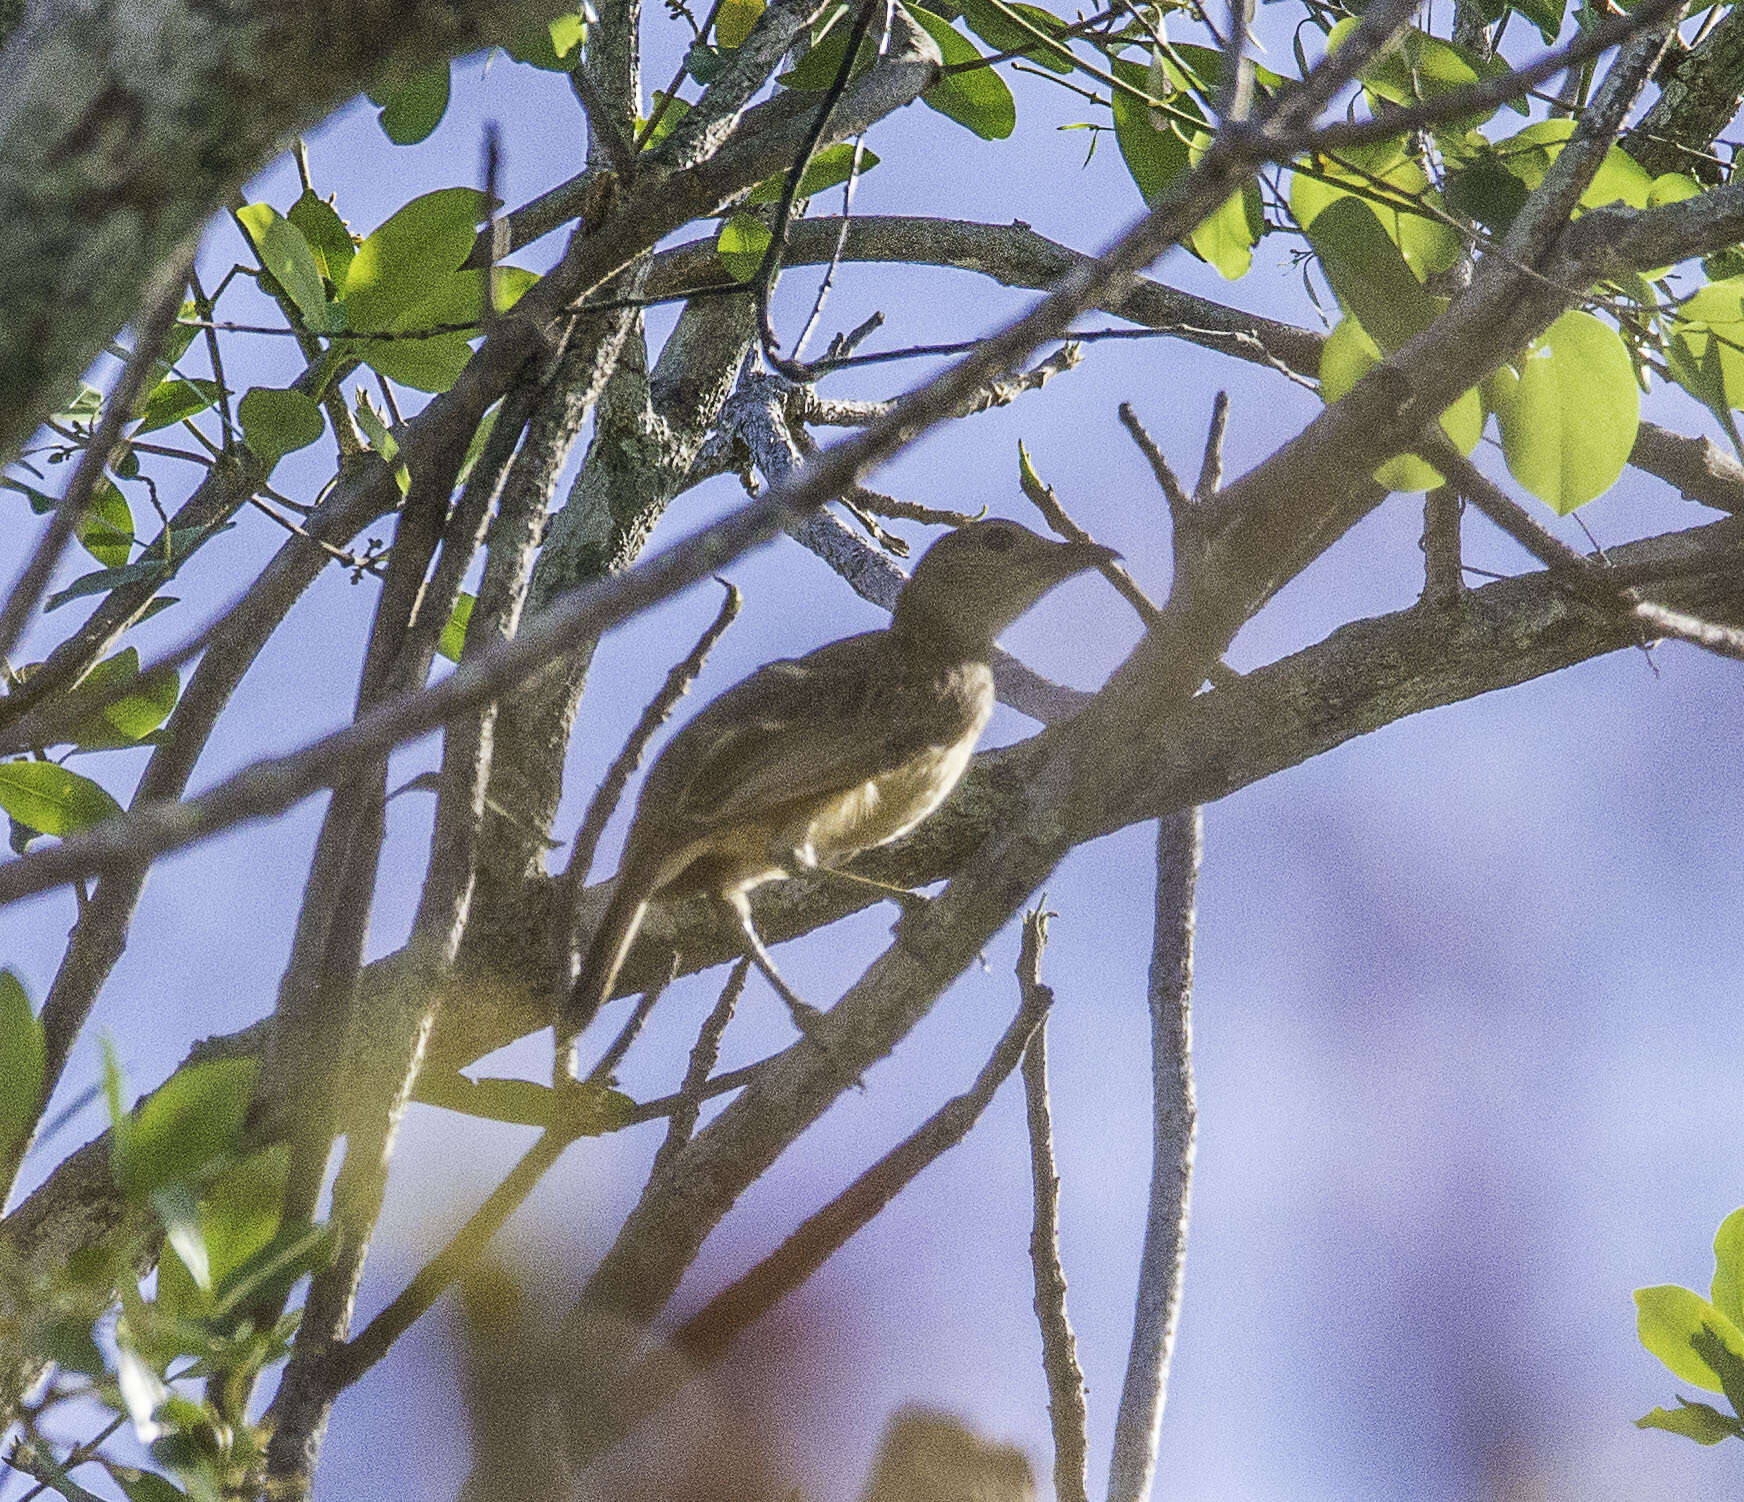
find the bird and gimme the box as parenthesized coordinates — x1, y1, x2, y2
(556, 518, 1116, 1073)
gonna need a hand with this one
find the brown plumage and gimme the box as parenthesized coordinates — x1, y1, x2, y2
(559, 518, 1114, 1057)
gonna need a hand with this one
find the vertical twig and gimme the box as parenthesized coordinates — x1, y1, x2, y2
(1106, 809, 1201, 1502)
(1420, 485, 1464, 609)
(0, 265, 189, 665)
(1194, 391, 1229, 503)
(1018, 907, 1090, 1502)
(649, 957, 748, 1177)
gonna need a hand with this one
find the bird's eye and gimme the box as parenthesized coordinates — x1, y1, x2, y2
(982, 527, 1016, 552)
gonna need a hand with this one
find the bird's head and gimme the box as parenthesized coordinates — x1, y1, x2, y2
(892, 518, 1117, 656)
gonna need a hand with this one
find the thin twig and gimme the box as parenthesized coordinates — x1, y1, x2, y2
(1018, 908, 1090, 1502)
(1116, 403, 1193, 519)
(585, 955, 683, 1086)
(0, 266, 189, 665)
(1017, 440, 1163, 627)
(1195, 391, 1230, 503)
(665, 951, 1056, 1365)
(649, 958, 748, 1178)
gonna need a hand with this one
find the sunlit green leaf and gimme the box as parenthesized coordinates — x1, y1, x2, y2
(504, 9, 589, 67)
(59, 648, 181, 748)
(0, 970, 44, 1155)
(907, 5, 1016, 139)
(1292, 141, 1460, 279)
(1635, 1284, 1744, 1393)
(237, 204, 334, 329)
(134, 378, 221, 434)
(438, 593, 475, 663)
(1495, 311, 1639, 513)
(1303, 196, 1438, 351)
(55, 382, 103, 426)
(1320, 316, 1480, 491)
(287, 191, 357, 287)
(76, 481, 134, 568)
(0, 759, 122, 838)
(745, 143, 881, 204)
(717, 0, 765, 46)
(238, 387, 325, 465)
(716, 213, 772, 282)
(112, 1057, 257, 1200)
(342, 188, 488, 333)
(1637, 1399, 1742, 1445)
(1712, 1209, 1744, 1330)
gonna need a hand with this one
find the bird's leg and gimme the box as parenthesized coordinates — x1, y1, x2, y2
(815, 866, 932, 917)
(723, 893, 828, 1038)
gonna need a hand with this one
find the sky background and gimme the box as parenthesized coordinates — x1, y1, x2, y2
(6, 8, 1744, 1499)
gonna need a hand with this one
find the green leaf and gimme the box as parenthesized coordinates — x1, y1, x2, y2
(76, 481, 134, 567)
(55, 382, 103, 426)
(1292, 142, 1461, 279)
(361, 333, 476, 393)
(353, 394, 409, 495)
(438, 592, 475, 663)
(159, 300, 201, 370)
(154, 1182, 211, 1293)
(717, 0, 766, 46)
(287, 191, 356, 288)
(1496, 311, 1640, 513)
(954, 0, 1071, 71)
(777, 21, 875, 88)
(1110, 57, 1197, 206)
(45, 559, 169, 613)
(1511, 0, 1565, 43)
(376, 64, 451, 144)
(113, 1470, 188, 1502)
(134, 378, 221, 435)
(56, 648, 180, 748)
(504, 10, 588, 67)
(1303, 196, 1438, 351)
(905, 5, 1015, 138)
(1490, 120, 1652, 210)
(1635, 1284, 1744, 1392)
(237, 387, 324, 465)
(237, 204, 334, 330)
(3, 476, 60, 514)
(341, 188, 488, 333)
(1649, 171, 1702, 208)
(0, 970, 44, 1155)
(639, 92, 691, 149)
(1637, 1399, 1742, 1445)
(1321, 316, 1481, 491)
(0, 760, 122, 837)
(1713, 1209, 1744, 1330)
(1189, 167, 1256, 279)
(717, 214, 772, 282)
(745, 142, 881, 204)
(1444, 155, 1528, 234)
(112, 1058, 257, 1200)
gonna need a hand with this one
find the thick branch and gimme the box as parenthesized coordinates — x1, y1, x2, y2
(0, 0, 576, 458)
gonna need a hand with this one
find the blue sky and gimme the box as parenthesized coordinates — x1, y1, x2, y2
(6, 12, 1744, 1499)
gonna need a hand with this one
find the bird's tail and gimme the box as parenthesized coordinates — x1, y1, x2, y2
(560, 878, 649, 1057)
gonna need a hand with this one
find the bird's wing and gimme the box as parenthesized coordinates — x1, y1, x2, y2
(653, 634, 965, 830)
